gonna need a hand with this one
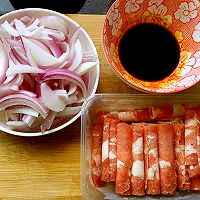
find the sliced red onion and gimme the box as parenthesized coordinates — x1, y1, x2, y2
(9, 50, 21, 64)
(40, 110, 56, 133)
(53, 89, 68, 101)
(76, 89, 85, 104)
(14, 19, 27, 35)
(3, 74, 15, 84)
(30, 115, 44, 128)
(64, 94, 78, 105)
(6, 105, 39, 117)
(68, 83, 77, 96)
(82, 54, 97, 62)
(22, 114, 36, 126)
(6, 120, 30, 131)
(12, 47, 28, 64)
(58, 41, 69, 53)
(39, 16, 69, 35)
(12, 46, 26, 57)
(0, 85, 19, 98)
(0, 93, 48, 118)
(25, 44, 37, 67)
(42, 28, 65, 41)
(17, 90, 37, 98)
(26, 18, 39, 31)
(42, 38, 62, 58)
(0, 27, 11, 39)
(20, 16, 35, 26)
(75, 62, 97, 76)
(8, 113, 19, 121)
(6, 38, 23, 48)
(23, 26, 45, 38)
(68, 39, 83, 71)
(56, 106, 81, 118)
(1, 20, 19, 37)
(23, 74, 35, 90)
(0, 40, 8, 84)
(69, 26, 81, 47)
(3, 74, 24, 86)
(29, 38, 51, 53)
(6, 64, 44, 76)
(22, 36, 67, 68)
(0, 15, 97, 133)
(41, 82, 66, 112)
(42, 69, 87, 98)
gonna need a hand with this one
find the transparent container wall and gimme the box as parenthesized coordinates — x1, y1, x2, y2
(81, 94, 200, 200)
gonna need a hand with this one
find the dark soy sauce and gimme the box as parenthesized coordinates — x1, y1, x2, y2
(118, 23, 180, 81)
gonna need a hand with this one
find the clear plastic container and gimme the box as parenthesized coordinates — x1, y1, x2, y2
(80, 94, 200, 200)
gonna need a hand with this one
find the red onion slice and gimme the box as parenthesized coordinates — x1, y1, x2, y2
(6, 120, 30, 131)
(8, 113, 19, 121)
(1, 20, 19, 37)
(68, 39, 83, 71)
(56, 106, 81, 118)
(14, 19, 27, 35)
(40, 110, 56, 133)
(6, 106, 39, 117)
(42, 38, 62, 58)
(29, 38, 51, 53)
(22, 114, 36, 126)
(64, 94, 78, 105)
(0, 41, 8, 83)
(54, 89, 68, 99)
(68, 83, 77, 96)
(3, 74, 24, 86)
(22, 36, 68, 68)
(12, 47, 28, 64)
(42, 69, 87, 98)
(39, 16, 69, 35)
(6, 64, 44, 76)
(75, 62, 97, 76)
(0, 85, 19, 98)
(26, 18, 39, 30)
(0, 93, 48, 118)
(20, 16, 35, 26)
(41, 82, 66, 112)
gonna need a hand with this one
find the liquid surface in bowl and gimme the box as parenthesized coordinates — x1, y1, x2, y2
(118, 23, 180, 82)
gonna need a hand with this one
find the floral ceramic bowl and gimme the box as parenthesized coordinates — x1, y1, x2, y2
(102, 0, 200, 93)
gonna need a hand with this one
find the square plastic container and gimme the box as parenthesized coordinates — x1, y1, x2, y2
(80, 94, 200, 200)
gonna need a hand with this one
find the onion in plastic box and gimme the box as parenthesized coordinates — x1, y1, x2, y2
(0, 14, 98, 134)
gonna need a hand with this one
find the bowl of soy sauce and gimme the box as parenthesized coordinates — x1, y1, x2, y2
(102, 0, 200, 93)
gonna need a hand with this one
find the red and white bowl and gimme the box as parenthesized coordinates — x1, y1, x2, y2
(102, 0, 200, 93)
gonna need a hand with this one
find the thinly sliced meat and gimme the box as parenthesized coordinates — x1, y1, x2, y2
(144, 124, 160, 195)
(191, 176, 200, 190)
(116, 123, 133, 195)
(185, 110, 199, 179)
(109, 118, 119, 181)
(173, 120, 190, 190)
(157, 123, 177, 195)
(101, 116, 111, 182)
(96, 111, 109, 124)
(131, 124, 145, 196)
(150, 104, 186, 120)
(110, 108, 151, 122)
(196, 111, 200, 166)
(187, 110, 200, 192)
(187, 165, 200, 178)
(90, 125, 105, 187)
